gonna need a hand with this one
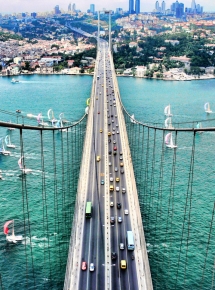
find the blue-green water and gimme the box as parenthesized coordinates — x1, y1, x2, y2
(0, 75, 215, 289)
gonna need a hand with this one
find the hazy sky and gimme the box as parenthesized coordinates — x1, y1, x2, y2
(1, 0, 214, 14)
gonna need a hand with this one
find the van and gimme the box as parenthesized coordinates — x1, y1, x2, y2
(120, 260, 126, 269)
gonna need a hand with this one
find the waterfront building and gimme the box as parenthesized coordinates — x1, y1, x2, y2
(135, 0, 140, 14)
(72, 3, 76, 12)
(90, 4, 95, 14)
(129, 0, 135, 14)
(155, 1, 160, 12)
(68, 3, 71, 11)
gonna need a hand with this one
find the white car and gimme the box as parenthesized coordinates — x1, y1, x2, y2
(110, 201, 114, 207)
(90, 263, 95, 272)
(122, 188, 126, 193)
(124, 209, 129, 215)
(116, 186, 119, 192)
(118, 217, 122, 223)
(117, 131, 119, 134)
(110, 177, 113, 182)
(109, 162, 112, 166)
(119, 243, 124, 250)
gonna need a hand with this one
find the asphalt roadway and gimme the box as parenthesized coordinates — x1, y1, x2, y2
(78, 41, 139, 290)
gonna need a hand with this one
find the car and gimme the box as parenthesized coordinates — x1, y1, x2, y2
(102, 84, 104, 87)
(120, 260, 127, 270)
(111, 252, 117, 260)
(108, 132, 111, 136)
(90, 263, 95, 272)
(122, 188, 126, 193)
(109, 150, 112, 155)
(112, 128, 115, 131)
(116, 124, 119, 127)
(120, 162, 124, 167)
(98, 111, 100, 114)
(111, 115, 113, 117)
(109, 162, 112, 166)
(114, 146, 117, 151)
(107, 115, 110, 118)
(110, 201, 114, 207)
(82, 261, 87, 270)
(117, 203, 121, 209)
(112, 120, 114, 122)
(118, 217, 122, 223)
(107, 100, 109, 103)
(110, 177, 113, 182)
(119, 243, 124, 250)
(101, 180, 105, 185)
(100, 129, 103, 133)
(112, 132, 115, 135)
(120, 151, 123, 155)
(110, 185, 114, 191)
(115, 115, 117, 118)
(124, 209, 129, 215)
(114, 105, 116, 107)
(110, 217, 115, 224)
(108, 139, 111, 143)
(120, 169, 124, 174)
(96, 97, 98, 100)
(116, 177, 120, 182)
(117, 131, 119, 134)
(108, 122, 111, 126)
(100, 92, 101, 94)
(113, 140, 116, 144)
(120, 156, 123, 160)
(115, 167, 118, 172)
(96, 156, 101, 162)
(110, 103, 112, 106)
(116, 186, 119, 192)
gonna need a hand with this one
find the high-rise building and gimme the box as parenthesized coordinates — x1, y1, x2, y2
(90, 4, 95, 14)
(54, 5, 61, 14)
(129, 0, 135, 14)
(161, 1, 166, 12)
(191, 0, 196, 10)
(176, 2, 184, 18)
(155, 1, 160, 11)
(68, 3, 71, 11)
(72, 3, 76, 12)
(135, 0, 140, 14)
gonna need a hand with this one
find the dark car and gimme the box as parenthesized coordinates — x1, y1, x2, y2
(120, 169, 124, 174)
(111, 252, 117, 260)
(117, 203, 121, 209)
(108, 139, 111, 143)
(110, 217, 115, 224)
(109, 150, 112, 155)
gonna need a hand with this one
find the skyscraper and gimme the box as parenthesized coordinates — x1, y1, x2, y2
(161, 1, 166, 12)
(72, 3, 76, 12)
(129, 0, 135, 14)
(68, 3, 71, 11)
(54, 5, 61, 14)
(135, 0, 140, 14)
(155, 1, 160, 11)
(191, 0, 196, 10)
(90, 4, 95, 14)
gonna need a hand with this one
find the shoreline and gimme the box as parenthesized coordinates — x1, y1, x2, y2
(1, 72, 215, 81)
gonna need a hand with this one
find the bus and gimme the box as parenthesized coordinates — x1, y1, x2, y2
(126, 231, 135, 251)
(85, 202, 92, 218)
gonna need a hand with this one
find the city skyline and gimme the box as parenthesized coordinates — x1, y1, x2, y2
(0, 0, 214, 14)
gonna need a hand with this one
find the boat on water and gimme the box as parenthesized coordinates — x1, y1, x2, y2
(11, 78, 19, 84)
(4, 220, 23, 243)
(47, 109, 57, 123)
(5, 135, 15, 149)
(164, 117, 174, 129)
(0, 138, 11, 155)
(37, 113, 48, 126)
(165, 132, 177, 149)
(164, 105, 173, 117)
(130, 114, 137, 124)
(16, 109, 21, 113)
(196, 122, 204, 134)
(85, 107, 89, 115)
(18, 156, 32, 174)
(59, 112, 69, 124)
(204, 102, 212, 113)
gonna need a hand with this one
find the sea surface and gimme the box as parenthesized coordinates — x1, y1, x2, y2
(0, 75, 215, 289)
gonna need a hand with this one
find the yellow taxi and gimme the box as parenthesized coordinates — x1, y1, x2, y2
(102, 84, 104, 87)
(120, 162, 124, 167)
(116, 177, 120, 182)
(108, 132, 111, 136)
(120, 260, 127, 269)
(110, 185, 114, 191)
(96, 156, 101, 162)
(100, 129, 103, 133)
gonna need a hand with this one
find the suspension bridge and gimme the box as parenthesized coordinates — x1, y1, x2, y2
(0, 41, 215, 290)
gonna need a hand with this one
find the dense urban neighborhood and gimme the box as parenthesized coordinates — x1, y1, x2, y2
(1, 10, 215, 80)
